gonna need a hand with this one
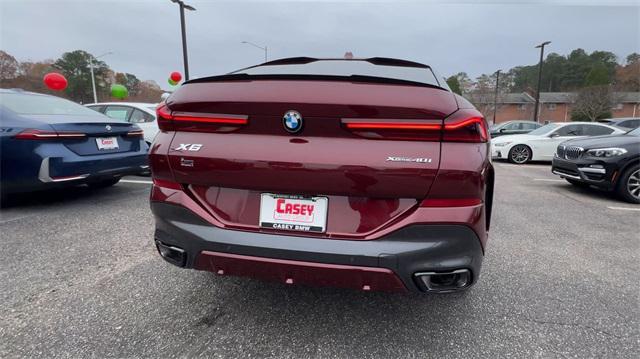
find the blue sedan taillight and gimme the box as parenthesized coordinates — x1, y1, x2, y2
(14, 129, 86, 140)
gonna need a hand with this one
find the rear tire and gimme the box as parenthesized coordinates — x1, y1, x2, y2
(87, 178, 120, 189)
(617, 164, 640, 204)
(508, 145, 531, 164)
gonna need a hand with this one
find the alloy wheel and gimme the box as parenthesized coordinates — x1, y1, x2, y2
(510, 145, 530, 164)
(627, 168, 640, 200)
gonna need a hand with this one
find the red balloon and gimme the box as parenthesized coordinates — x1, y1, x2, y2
(43, 72, 68, 91)
(170, 71, 182, 82)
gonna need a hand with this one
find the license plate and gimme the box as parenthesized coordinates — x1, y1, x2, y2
(96, 137, 119, 150)
(259, 193, 328, 233)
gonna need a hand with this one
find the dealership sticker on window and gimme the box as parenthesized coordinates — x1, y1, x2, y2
(259, 194, 328, 233)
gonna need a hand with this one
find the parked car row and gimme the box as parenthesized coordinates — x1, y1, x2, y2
(490, 120, 639, 203)
(491, 122, 625, 163)
(490, 117, 639, 140)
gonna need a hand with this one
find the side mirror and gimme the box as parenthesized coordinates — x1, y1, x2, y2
(549, 133, 559, 138)
(500, 128, 506, 133)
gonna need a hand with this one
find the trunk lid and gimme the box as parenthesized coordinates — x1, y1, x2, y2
(163, 79, 459, 236)
(32, 114, 143, 156)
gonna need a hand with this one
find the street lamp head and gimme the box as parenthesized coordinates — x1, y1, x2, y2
(170, 0, 195, 10)
(241, 41, 266, 50)
(535, 41, 551, 48)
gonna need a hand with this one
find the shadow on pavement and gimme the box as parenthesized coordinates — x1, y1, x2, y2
(558, 181, 625, 203)
(185, 272, 476, 348)
(1, 185, 123, 209)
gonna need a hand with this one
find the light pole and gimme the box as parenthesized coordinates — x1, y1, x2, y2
(492, 69, 501, 125)
(533, 41, 551, 123)
(170, 0, 196, 80)
(242, 41, 268, 63)
(89, 51, 112, 104)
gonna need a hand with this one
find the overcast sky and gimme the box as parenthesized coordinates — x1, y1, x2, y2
(1, 0, 638, 90)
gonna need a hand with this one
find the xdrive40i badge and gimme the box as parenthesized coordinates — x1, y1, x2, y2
(386, 156, 433, 163)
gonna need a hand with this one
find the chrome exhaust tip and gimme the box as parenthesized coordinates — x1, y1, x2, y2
(414, 269, 472, 293)
(155, 241, 186, 267)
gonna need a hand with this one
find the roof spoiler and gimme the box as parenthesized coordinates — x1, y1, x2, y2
(256, 56, 430, 69)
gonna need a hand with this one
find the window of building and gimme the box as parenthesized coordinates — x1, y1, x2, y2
(613, 103, 624, 111)
(518, 104, 527, 111)
(547, 103, 556, 111)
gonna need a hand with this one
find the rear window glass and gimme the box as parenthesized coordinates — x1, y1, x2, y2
(583, 125, 614, 136)
(628, 127, 640, 136)
(233, 60, 441, 87)
(0, 93, 98, 116)
(528, 123, 560, 135)
(521, 123, 540, 130)
(620, 119, 640, 128)
(104, 106, 132, 121)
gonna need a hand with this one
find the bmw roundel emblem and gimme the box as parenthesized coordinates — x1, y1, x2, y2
(105, 125, 112, 131)
(283, 110, 303, 134)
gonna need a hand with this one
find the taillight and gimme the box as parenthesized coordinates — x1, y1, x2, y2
(156, 103, 248, 133)
(126, 129, 144, 137)
(156, 104, 173, 131)
(14, 129, 86, 140)
(341, 111, 488, 143)
(341, 119, 442, 141)
(442, 111, 488, 143)
(344, 122, 441, 131)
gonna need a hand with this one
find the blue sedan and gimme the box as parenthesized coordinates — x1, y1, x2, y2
(0, 89, 149, 196)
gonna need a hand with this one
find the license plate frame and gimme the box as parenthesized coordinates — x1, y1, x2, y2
(96, 137, 119, 150)
(259, 193, 328, 233)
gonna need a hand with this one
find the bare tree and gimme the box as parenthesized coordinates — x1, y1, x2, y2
(570, 86, 614, 121)
(129, 80, 164, 102)
(0, 50, 19, 80)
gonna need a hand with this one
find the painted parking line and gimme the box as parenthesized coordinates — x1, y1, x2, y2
(533, 178, 565, 182)
(120, 179, 153, 185)
(606, 206, 640, 212)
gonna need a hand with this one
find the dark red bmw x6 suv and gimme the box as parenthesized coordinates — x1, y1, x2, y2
(150, 58, 494, 293)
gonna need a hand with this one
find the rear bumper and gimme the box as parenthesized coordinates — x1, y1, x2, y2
(151, 202, 485, 293)
(39, 155, 149, 182)
(1, 140, 148, 194)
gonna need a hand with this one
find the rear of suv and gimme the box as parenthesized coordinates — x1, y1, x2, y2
(149, 58, 494, 293)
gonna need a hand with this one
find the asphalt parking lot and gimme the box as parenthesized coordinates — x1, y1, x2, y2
(1, 162, 638, 358)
